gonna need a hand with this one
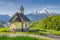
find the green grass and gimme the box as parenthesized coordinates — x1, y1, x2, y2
(0, 36, 49, 40)
(0, 28, 10, 32)
(0, 28, 60, 36)
(45, 29, 60, 36)
(27, 28, 60, 36)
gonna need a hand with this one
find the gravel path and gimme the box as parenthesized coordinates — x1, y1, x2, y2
(0, 34, 60, 40)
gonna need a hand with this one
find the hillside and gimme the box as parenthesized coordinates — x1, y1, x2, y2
(30, 15, 60, 31)
(0, 15, 11, 22)
(26, 13, 51, 21)
(26, 8, 59, 21)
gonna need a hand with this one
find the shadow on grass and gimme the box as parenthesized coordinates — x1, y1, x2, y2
(28, 30, 40, 32)
(28, 29, 47, 32)
(27, 29, 48, 35)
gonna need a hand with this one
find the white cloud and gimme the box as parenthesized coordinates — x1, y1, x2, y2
(38, 5, 60, 13)
(0, 1, 21, 16)
(0, 1, 60, 15)
(40, 5, 60, 9)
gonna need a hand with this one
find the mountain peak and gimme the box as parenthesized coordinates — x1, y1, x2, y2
(40, 8, 53, 14)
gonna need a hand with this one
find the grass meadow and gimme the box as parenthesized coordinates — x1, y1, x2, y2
(0, 36, 50, 40)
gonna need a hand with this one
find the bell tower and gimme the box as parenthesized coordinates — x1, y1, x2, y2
(20, 6, 24, 14)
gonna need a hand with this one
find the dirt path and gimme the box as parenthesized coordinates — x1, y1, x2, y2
(0, 34, 60, 40)
(41, 34, 60, 40)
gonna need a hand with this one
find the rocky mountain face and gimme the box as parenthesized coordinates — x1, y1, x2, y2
(0, 8, 59, 22)
(26, 8, 59, 21)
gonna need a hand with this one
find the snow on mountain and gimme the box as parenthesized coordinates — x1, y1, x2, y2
(25, 8, 59, 21)
(39, 8, 53, 14)
(0, 8, 58, 22)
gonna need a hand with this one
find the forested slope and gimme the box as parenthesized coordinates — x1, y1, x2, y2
(30, 15, 60, 31)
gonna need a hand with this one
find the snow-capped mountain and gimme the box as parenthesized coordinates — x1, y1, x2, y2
(25, 8, 59, 21)
(0, 8, 59, 22)
(39, 8, 53, 14)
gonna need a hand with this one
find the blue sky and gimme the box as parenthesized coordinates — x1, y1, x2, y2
(0, 0, 60, 16)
